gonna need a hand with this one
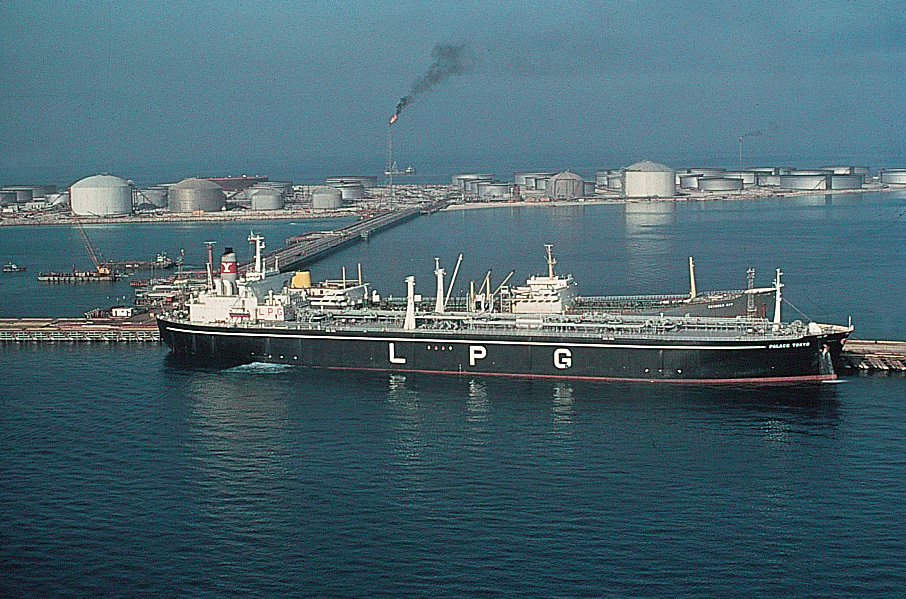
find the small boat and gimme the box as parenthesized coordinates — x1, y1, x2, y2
(3, 263, 26, 273)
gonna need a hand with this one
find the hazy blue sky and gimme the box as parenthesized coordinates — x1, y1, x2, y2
(1, 0, 903, 185)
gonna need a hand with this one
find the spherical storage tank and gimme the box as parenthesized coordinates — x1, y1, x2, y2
(168, 178, 225, 212)
(70, 174, 133, 216)
(546, 171, 585, 199)
(623, 160, 675, 198)
(311, 186, 342, 210)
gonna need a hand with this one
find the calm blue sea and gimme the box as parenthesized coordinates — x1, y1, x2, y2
(2, 190, 905, 597)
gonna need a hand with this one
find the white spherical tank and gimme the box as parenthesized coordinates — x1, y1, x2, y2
(70, 174, 133, 216)
(623, 160, 676, 198)
(168, 178, 225, 212)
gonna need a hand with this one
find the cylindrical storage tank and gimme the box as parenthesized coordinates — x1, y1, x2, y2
(595, 170, 621, 187)
(679, 174, 702, 189)
(465, 177, 493, 194)
(623, 160, 676, 198)
(337, 182, 365, 200)
(251, 189, 285, 210)
(167, 178, 225, 212)
(682, 168, 726, 177)
(780, 174, 830, 190)
(546, 171, 585, 199)
(879, 169, 906, 184)
(723, 171, 756, 185)
(821, 165, 857, 175)
(515, 172, 554, 189)
(528, 174, 553, 190)
(452, 174, 494, 190)
(830, 175, 863, 189)
(136, 186, 168, 208)
(311, 185, 342, 209)
(514, 173, 531, 187)
(2, 187, 33, 203)
(852, 166, 870, 181)
(325, 176, 378, 188)
(756, 174, 781, 186)
(790, 169, 832, 176)
(70, 174, 133, 216)
(261, 181, 293, 197)
(3, 184, 57, 198)
(697, 177, 744, 191)
(478, 182, 511, 199)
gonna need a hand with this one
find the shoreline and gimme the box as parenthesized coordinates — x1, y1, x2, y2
(2, 183, 902, 226)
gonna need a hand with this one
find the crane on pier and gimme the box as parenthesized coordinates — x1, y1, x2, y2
(73, 216, 112, 275)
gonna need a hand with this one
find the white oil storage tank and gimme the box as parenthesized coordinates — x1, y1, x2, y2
(478, 182, 511, 200)
(546, 171, 585, 199)
(880, 169, 906, 184)
(311, 186, 342, 210)
(326, 176, 378, 188)
(135, 186, 168, 208)
(70, 174, 133, 216)
(623, 160, 676, 198)
(780, 173, 830, 190)
(337, 182, 365, 200)
(830, 175, 863, 189)
(168, 178, 225, 212)
(1, 186, 33, 203)
(697, 177, 744, 192)
(251, 189, 284, 211)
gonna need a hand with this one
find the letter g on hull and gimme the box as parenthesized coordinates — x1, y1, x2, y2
(554, 348, 572, 369)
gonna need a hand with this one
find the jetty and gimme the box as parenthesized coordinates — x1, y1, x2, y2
(840, 339, 906, 373)
(0, 315, 159, 343)
(239, 201, 446, 273)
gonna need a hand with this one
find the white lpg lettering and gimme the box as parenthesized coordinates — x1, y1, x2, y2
(388, 342, 406, 364)
(469, 345, 487, 366)
(554, 348, 572, 369)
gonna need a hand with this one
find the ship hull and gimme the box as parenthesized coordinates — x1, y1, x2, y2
(158, 317, 848, 384)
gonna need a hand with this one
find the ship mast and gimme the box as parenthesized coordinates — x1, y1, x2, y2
(773, 268, 783, 324)
(545, 244, 556, 279)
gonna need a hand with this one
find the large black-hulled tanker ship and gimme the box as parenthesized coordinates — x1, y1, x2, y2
(157, 237, 851, 384)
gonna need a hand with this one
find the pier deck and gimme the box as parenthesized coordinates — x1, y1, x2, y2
(840, 339, 906, 372)
(0, 315, 159, 343)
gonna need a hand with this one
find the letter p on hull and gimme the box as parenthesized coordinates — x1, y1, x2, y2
(469, 345, 487, 366)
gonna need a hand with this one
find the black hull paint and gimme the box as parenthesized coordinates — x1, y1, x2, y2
(158, 317, 848, 384)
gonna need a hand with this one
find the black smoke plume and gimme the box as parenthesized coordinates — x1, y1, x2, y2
(390, 42, 472, 123)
